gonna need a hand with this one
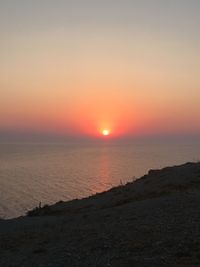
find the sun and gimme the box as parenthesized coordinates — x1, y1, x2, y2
(102, 129, 110, 136)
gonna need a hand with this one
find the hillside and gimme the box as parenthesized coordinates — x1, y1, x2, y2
(0, 162, 200, 266)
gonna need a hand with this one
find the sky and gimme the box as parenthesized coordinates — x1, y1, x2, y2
(0, 0, 200, 140)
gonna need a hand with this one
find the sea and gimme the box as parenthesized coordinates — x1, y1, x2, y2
(0, 137, 200, 219)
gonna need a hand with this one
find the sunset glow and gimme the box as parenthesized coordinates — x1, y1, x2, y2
(0, 1, 200, 140)
(102, 129, 110, 136)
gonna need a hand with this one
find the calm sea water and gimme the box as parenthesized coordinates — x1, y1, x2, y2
(0, 139, 200, 218)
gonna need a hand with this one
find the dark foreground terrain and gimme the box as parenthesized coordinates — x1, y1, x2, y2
(1, 162, 200, 266)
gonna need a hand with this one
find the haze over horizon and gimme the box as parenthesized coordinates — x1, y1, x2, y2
(1, 0, 200, 140)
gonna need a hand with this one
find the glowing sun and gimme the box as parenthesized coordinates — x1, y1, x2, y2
(102, 129, 110, 136)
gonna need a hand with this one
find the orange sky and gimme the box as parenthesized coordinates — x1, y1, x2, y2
(0, 1, 200, 139)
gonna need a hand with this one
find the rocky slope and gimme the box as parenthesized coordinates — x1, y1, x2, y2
(0, 162, 200, 266)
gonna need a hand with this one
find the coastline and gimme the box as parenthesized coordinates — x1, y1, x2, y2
(1, 162, 200, 266)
